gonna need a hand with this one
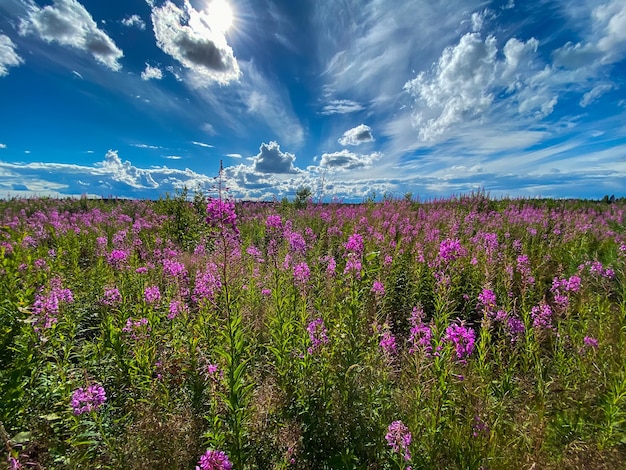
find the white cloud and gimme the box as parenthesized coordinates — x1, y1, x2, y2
(404, 33, 499, 141)
(320, 99, 364, 115)
(132, 143, 162, 149)
(151, 0, 240, 85)
(19, 0, 123, 71)
(252, 141, 299, 174)
(141, 63, 163, 80)
(319, 149, 382, 171)
(0, 150, 217, 198)
(0, 143, 6, 149)
(553, 0, 626, 68)
(580, 83, 613, 107)
(165, 155, 182, 160)
(122, 14, 146, 30)
(471, 11, 484, 32)
(226, 153, 242, 158)
(338, 124, 375, 146)
(402, 32, 556, 142)
(0, 34, 24, 77)
(192, 140, 213, 148)
(239, 62, 305, 146)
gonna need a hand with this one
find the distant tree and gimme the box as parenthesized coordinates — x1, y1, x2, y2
(294, 186, 312, 209)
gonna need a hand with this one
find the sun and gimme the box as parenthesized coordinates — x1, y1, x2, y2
(207, 0, 233, 33)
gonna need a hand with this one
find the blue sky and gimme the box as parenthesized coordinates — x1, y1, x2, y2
(0, 0, 625, 201)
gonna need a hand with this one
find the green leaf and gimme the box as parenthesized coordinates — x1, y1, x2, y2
(11, 431, 32, 444)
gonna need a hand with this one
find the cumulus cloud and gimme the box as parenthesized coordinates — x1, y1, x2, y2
(122, 14, 146, 30)
(0, 143, 6, 149)
(320, 149, 381, 171)
(580, 83, 613, 107)
(321, 99, 364, 115)
(338, 124, 374, 146)
(0, 150, 217, 198)
(404, 33, 548, 141)
(151, 0, 240, 85)
(252, 141, 299, 174)
(141, 63, 163, 80)
(19, 0, 123, 71)
(0, 34, 23, 77)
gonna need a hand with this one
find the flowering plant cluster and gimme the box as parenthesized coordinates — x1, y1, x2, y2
(71, 384, 106, 415)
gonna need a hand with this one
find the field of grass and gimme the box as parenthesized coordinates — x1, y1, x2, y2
(1, 191, 625, 469)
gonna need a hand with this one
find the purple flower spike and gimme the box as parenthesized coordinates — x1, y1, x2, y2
(71, 384, 106, 415)
(196, 449, 233, 470)
(386, 420, 412, 461)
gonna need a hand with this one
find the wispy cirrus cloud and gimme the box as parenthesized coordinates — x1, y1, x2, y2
(192, 140, 213, 148)
(320, 99, 364, 115)
(19, 0, 123, 71)
(0, 34, 23, 77)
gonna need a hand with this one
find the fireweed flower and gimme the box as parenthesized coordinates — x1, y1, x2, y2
(106, 248, 129, 269)
(193, 264, 222, 305)
(408, 306, 432, 355)
(265, 214, 282, 230)
(206, 198, 238, 235)
(31, 278, 74, 330)
(71, 384, 106, 415)
(343, 255, 362, 279)
(293, 262, 311, 286)
(102, 287, 122, 306)
(477, 288, 497, 315)
(122, 317, 151, 340)
(144, 285, 161, 304)
(506, 316, 525, 342)
(438, 238, 466, 262)
(531, 303, 553, 330)
(286, 231, 307, 254)
(444, 322, 476, 360)
(371, 280, 385, 296)
(196, 449, 233, 470)
(583, 336, 599, 349)
(379, 329, 397, 356)
(307, 318, 329, 354)
(385, 420, 412, 461)
(168, 300, 188, 320)
(344, 233, 364, 255)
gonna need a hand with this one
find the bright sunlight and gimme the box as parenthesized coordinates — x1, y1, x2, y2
(206, 0, 233, 32)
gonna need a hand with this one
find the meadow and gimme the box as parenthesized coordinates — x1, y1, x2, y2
(0, 190, 625, 469)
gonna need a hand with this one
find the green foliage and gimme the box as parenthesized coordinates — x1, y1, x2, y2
(0, 194, 625, 468)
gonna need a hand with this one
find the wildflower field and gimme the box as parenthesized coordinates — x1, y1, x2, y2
(1, 192, 625, 469)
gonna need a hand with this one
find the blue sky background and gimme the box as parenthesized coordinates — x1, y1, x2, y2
(0, 0, 625, 201)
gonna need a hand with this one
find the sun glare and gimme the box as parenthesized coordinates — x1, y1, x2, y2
(207, 0, 233, 32)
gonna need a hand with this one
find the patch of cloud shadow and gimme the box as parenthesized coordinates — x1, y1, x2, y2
(19, 0, 123, 71)
(338, 124, 374, 146)
(0, 34, 23, 77)
(252, 141, 299, 174)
